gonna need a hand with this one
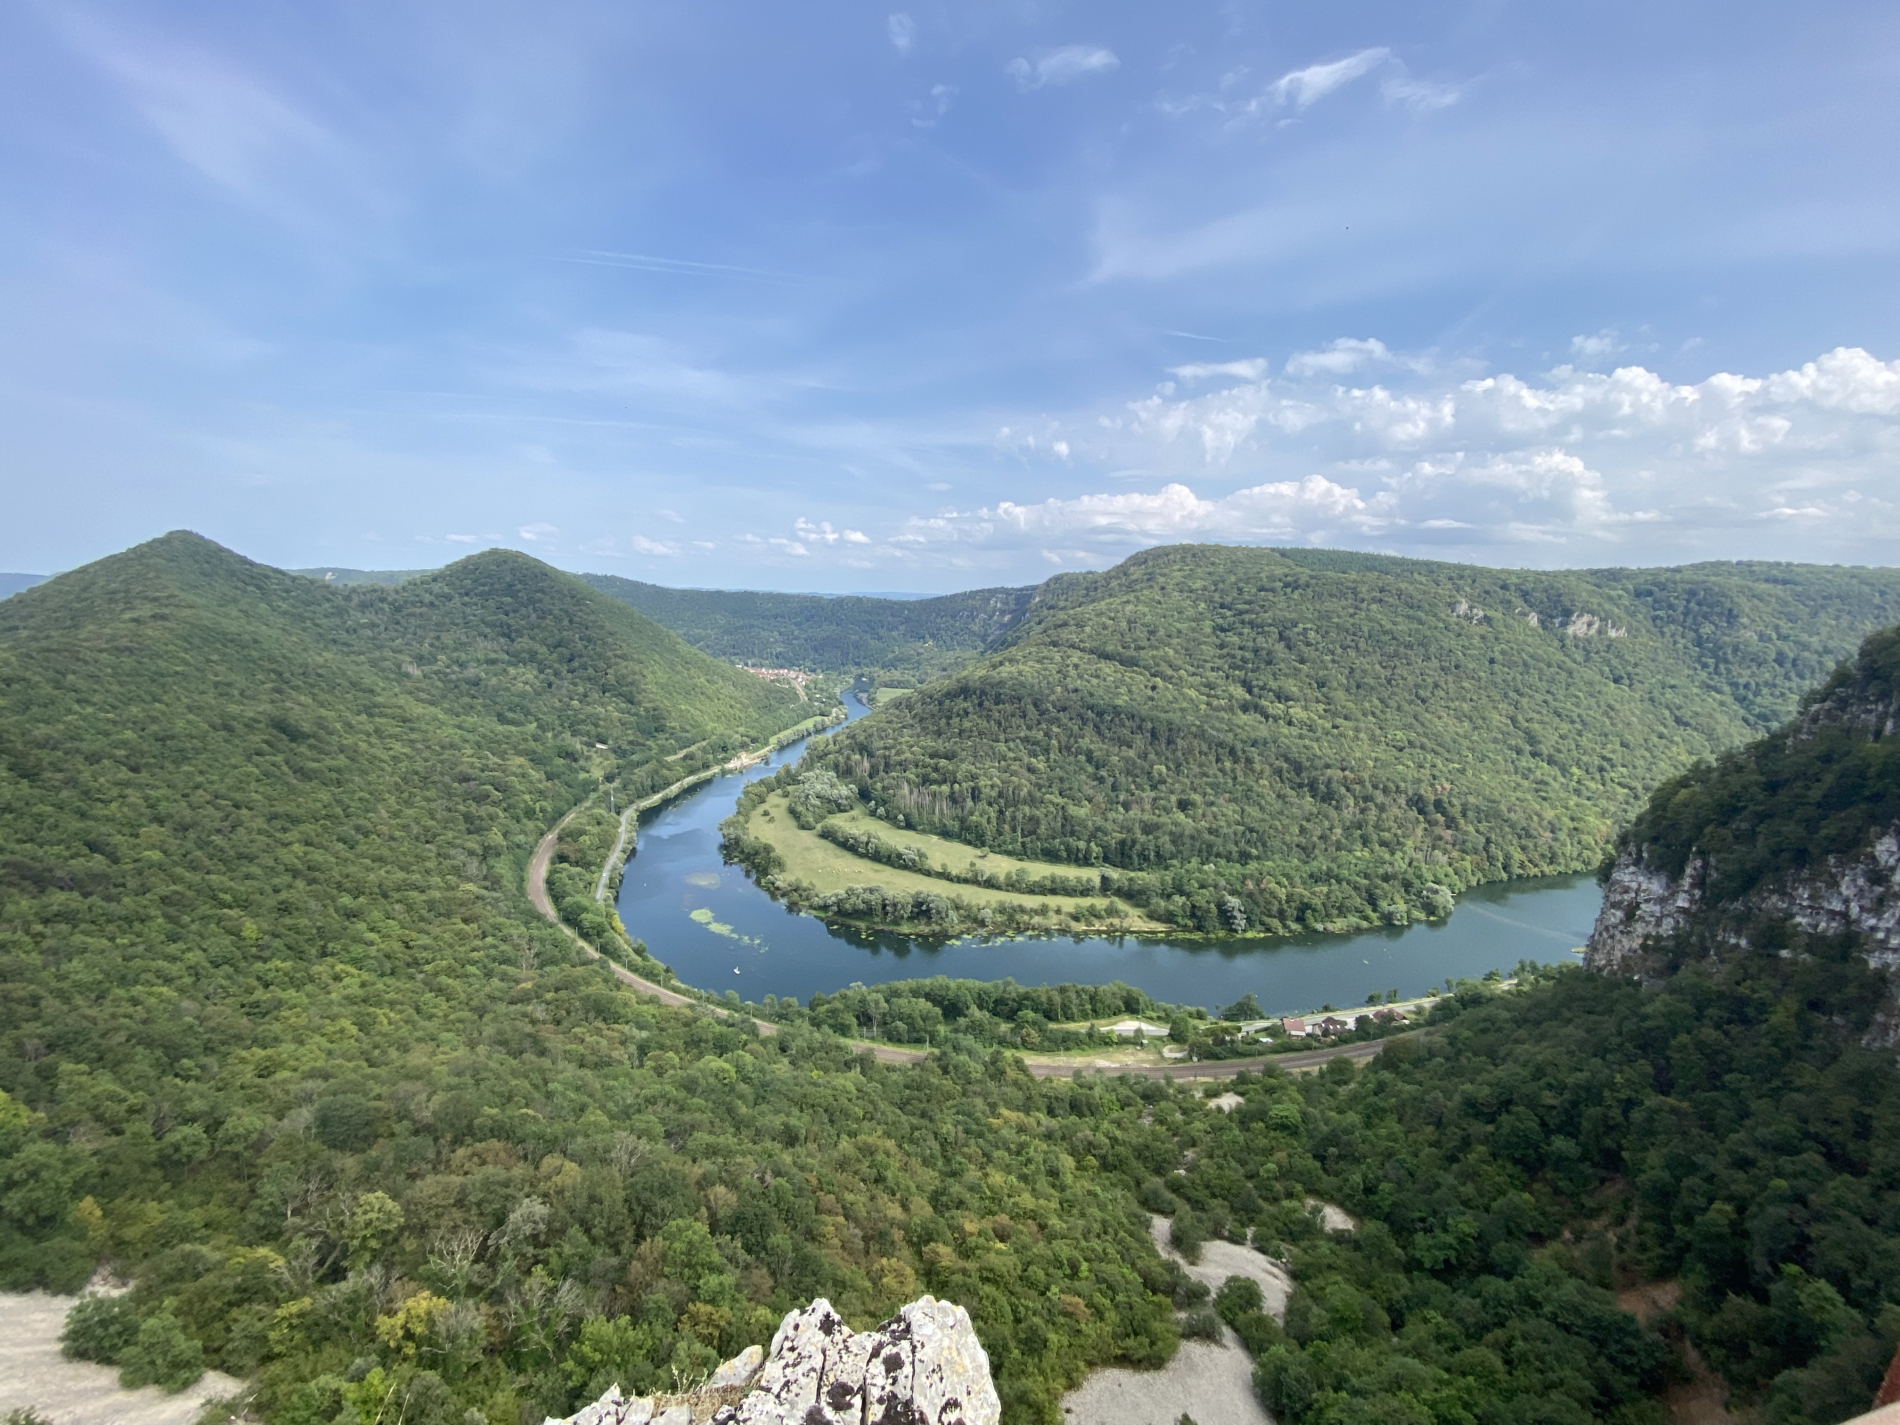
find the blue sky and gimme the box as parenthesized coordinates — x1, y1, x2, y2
(2, 0, 1897, 590)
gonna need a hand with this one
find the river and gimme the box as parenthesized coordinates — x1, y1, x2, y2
(616, 693, 1604, 1015)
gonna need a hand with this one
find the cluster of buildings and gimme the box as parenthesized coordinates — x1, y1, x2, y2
(738, 665, 812, 688)
(1098, 1007, 1410, 1044)
(1279, 1007, 1408, 1039)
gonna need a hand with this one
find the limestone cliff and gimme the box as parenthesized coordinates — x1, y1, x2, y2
(1585, 624, 1900, 1006)
(546, 1296, 1000, 1425)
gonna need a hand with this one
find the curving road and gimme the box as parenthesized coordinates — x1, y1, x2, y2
(526, 806, 928, 1065)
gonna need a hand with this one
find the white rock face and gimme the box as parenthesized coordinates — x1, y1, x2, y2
(1585, 854, 1709, 976)
(547, 1298, 999, 1425)
(544, 1385, 654, 1425)
(1587, 829, 1900, 981)
(710, 1344, 764, 1390)
(737, 1296, 999, 1425)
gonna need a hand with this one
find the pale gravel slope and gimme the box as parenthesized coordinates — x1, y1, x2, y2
(0, 1292, 243, 1425)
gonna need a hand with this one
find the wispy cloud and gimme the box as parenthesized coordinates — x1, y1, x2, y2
(1381, 75, 1465, 113)
(1270, 48, 1391, 109)
(65, 22, 330, 193)
(1007, 46, 1120, 92)
(1170, 358, 1270, 382)
(560, 251, 829, 286)
(887, 13, 916, 55)
(1283, 337, 1430, 377)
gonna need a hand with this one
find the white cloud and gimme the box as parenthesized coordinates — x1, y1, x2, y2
(1270, 48, 1391, 109)
(1284, 338, 1404, 377)
(910, 344, 1900, 567)
(517, 522, 557, 542)
(1570, 330, 1621, 363)
(1007, 46, 1120, 91)
(1170, 358, 1270, 382)
(628, 535, 679, 556)
(843, 529, 871, 544)
(911, 83, 957, 128)
(904, 476, 1382, 550)
(795, 517, 852, 544)
(887, 13, 916, 55)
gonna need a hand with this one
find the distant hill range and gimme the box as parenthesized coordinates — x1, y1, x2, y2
(284, 567, 1028, 679)
(0, 573, 46, 599)
(577, 574, 1035, 680)
(796, 544, 1900, 934)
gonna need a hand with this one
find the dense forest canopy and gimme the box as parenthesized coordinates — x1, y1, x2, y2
(0, 534, 1176, 1423)
(4, 531, 1899, 1425)
(578, 575, 1034, 680)
(798, 545, 1900, 933)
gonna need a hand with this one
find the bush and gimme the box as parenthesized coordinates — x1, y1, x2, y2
(118, 1303, 205, 1392)
(61, 1293, 139, 1364)
(1180, 1308, 1223, 1342)
(1214, 1276, 1264, 1324)
(1169, 1211, 1206, 1263)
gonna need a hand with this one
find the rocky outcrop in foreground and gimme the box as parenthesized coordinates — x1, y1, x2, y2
(547, 1296, 999, 1425)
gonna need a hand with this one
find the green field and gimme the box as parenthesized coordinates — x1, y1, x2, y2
(742, 791, 1166, 930)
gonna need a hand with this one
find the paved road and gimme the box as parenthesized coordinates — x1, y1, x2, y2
(525, 809, 927, 1065)
(1027, 1032, 1418, 1080)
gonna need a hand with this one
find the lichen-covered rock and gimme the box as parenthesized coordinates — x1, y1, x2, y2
(543, 1385, 654, 1425)
(735, 1296, 997, 1425)
(710, 1343, 764, 1390)
(546, 1298, 998, 1425)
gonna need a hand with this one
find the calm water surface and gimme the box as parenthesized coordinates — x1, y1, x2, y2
(616, 694, 1604, 1014)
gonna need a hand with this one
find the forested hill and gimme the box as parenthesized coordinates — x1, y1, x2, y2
(581, 574, 1034, 678)
(802, 544, 1900, 933)
(0, 532, 1180, 1423)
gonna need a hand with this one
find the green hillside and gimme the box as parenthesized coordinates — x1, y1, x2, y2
(580, 574, 1034, 679)
(1615, 621, 1900, 904)
(798, 545, 1900, 933)
(0, 534, 1177, 1424)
